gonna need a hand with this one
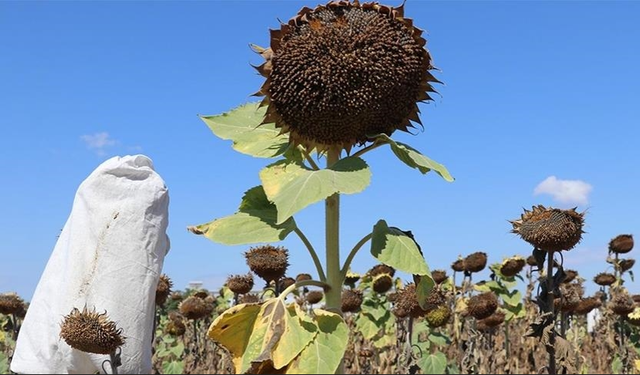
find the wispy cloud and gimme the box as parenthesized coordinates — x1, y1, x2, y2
(534, 176, 592, 205)
(81, 132, 117, 156)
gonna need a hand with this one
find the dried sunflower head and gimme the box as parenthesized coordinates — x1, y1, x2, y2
(227, 273, 254, 295)
(478, 310, 505, 328)
(155, 274, 173, 306)
(425, 305, 451, 328)
(244, 245, 290, 284)
(499, 256, 526, 277)
(392, 283, 425, 319)
(295, 273, 313, 282)
(59, 307, 125, 355)
(0, 292, 25, 316)
(306, 290, 324, 305)
(278, 277, 296, 292)
(611, 290, 635, 316)
(341, 289, 363, 313)
(451, 258, 465, 273)
(510, 205, 585, 252)
(464, 252, 488, 273)
(240, 294, 261, 304)
(368, 264, 395, 278)
(344, 269, 361, 287)
(431, 270, 448, 284)
(609, 234, 634, 254)
(179, 296, 210, 320)
(573, 297, 602, 316)
(372, 273, 394, 294)
(619, 258, 635, 273)
(594, 272, 616, 287)
(467, 292, 498, 320)
(562, 269, 578, 283)
(165, 319, 186, 336)
(253, 0, 440, 153)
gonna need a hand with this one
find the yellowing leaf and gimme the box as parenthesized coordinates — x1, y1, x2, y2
(207, 303, 261, 372)
(272, 304, 318, 369)
(244, 298, 288, 371)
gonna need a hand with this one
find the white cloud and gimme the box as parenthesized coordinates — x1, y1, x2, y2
(534, 176, 592, 205)
(81, 132, 117, 156)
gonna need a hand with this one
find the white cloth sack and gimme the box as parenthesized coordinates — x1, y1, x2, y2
(11, 155, 170, 374)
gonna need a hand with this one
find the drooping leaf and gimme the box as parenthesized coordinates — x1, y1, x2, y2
(372, 324, 396, 348)
(200, 102, 289, 158)
(244, 298, 288, 371)
(355, 312, 382, 340)
(416, 274, 436, 310)
(370, 220, 430, 276)
(260, 157, 371, 224)
(371, 133, 453, 182)
(207, 303, 262, 373)
(361, 297, 388, 322)
(287, 309, 348, 374)
(271, 304, 317, 369)
(189, 186, 296, 245)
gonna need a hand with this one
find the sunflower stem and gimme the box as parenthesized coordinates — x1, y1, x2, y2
(546, 250, 557, 375)
(351, 140, 386, 159)
(324, 146, 343, 374)
(299, 145, 320, 171)
(340, 232, 373, 280)
(294, 227, 326, 282)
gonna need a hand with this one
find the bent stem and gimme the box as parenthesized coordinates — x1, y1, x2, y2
(340, 233, 373, 280)
(294, 227, 326, 282)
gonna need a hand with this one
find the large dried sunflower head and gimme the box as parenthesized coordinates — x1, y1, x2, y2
(467, 292, 498, 320)
(573, 297, 602, 316)
(464, 252, 487, 273)
(155, 274, 173, 306)
(594, 272, 616, 286)
(306, 290, 324, 305)
(478, 310, 505, 329)
(253, 0, 440, 153)
(451, 258, 465, 273)
(372, 273, 394, 294)
(244, 245, 290, 284)
(392, 283, 425, 319)
(0, 292, 25, 316)
(611, 290, 635, 316)
(510, 205, 585, 252)
(431, 270, 448, 284)
(609, 234, 634, 254)
(59, 307, 125, 355)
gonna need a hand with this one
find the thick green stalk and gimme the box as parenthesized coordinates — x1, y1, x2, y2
(324, 147, 342, 313)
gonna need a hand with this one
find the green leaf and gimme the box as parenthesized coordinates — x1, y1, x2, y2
(370, 220, 430, 275)
(287, 309, 348, 374)
(162, 361, 185, 374)
(372, 324, 396, 349)
(189, 186, 296, 245)
(372, 133, 453, 182)
(355, 312, 382, 340)
(200, 102, 289, 158)
(503, 303, 525, 321)
(502, 289, 522, 307)
(428, 332, 450, 347)
(612, 355, 622, 374)
(260, 157, 371, 224)
(474, 280, 503, 294)
(0, 352, 9, 375)
(169, 342, 185, 358)
(418, 352, 448, 374)
(416, 275, 436, 310)
(361, 297, 388, 322)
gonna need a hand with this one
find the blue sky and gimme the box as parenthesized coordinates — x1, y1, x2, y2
(2, 1, 639, 301)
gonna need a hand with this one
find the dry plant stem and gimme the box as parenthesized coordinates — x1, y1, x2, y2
(11, 313, 18, 341)
(109, 351, 119, 375)
(294, 227, 326, 282)
(546, 250, 557, 375)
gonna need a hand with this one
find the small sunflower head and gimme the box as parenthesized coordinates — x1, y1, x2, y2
(179, 296, 210, 320)
(227, 273, 255, 295)
(499, 256, 526, 277)
(467, 292, 498, 320)
(478, 310, 505, 329)
(368, 264, 395, 278)
(253, 1, 440, 153)
(59, 307, 125, 355)
(341, 289, 364, 313)
(510, 205, 585, 252)
(573, 297, 602, 316)
(155, 274, 173, 307)
(392, 283, 425, 319)
(244, 245, 290, 284)
(464, 252, 488, 273)
(372, 274, 394, 294)
(425, 305, 451, 328)
(594, 272, 616, 286)
(240, 294, 261, 304)
(611, 290, 635, 316)
(344, 269, 361, 287)
(609, 234, 634, 254)
(170, 291, 184, 302)
(451, 258, 465, 273)
(526, 255, 537, 267)
(295, 273, 313, 282)
(278, 277, 296, 291)
(0, 292, 25, 316)
(165, 319, 186, 336)
(555, 283, 583, 313)
(619, 259, 635, 273)
(306, 290, 324, 305)
(431, 270, 448, 284)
